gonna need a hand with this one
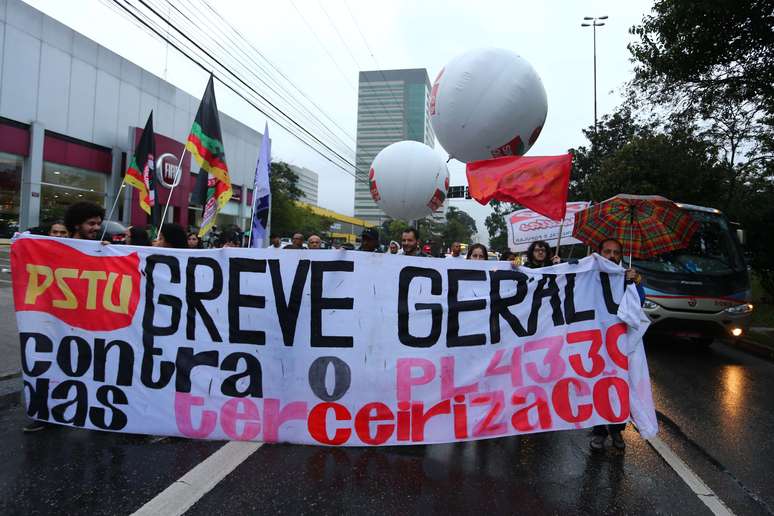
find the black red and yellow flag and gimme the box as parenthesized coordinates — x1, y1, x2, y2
(186, 75, 232, 236)
(124, 112, 159, 227)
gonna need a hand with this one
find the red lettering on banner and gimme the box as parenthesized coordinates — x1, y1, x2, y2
(470, 391, 507, 437)
(605, 323, 629, 370)
(567, 329, 605, 378)
(511, 386, 552, 431)
(396, 401, 411, 441)
(396, 358, 435, 401)
(264, 399, 308, 443)
(452, 395, 469, 439)
(552, 378, 593, 423)
(593, 377, 630, 423)
(174, 392, 218, 438)
(11, 239, 140, 330)
(309, 402, 352, 445)
(221, 398, 261, 440)
(354, 402, 394, 445)
(524, 336, 566, 383)
(411, 399, 451, 441)
(485, 347, 524, 387)
(441, 356, 479, 399)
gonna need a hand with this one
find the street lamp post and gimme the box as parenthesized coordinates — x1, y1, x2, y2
(581, 16, 608, 131)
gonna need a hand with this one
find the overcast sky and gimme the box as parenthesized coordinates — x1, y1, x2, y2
(25, 0, 655, 243)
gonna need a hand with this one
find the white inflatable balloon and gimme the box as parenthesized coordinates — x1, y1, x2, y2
(369, 141, 449, 221)
(429, 48, 548, 163)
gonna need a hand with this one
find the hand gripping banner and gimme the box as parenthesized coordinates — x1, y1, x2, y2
(11, 236, 658, 445)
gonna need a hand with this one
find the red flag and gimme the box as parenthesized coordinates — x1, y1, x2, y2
(466, 154, 572, 221)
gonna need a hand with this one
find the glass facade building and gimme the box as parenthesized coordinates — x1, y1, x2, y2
(354, 69, 443, 224)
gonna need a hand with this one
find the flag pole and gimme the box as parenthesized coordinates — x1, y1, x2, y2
(247, 188, 258, 248)
(555, 217, 565, 259)
(99, 182, 126, 242)
(158, 147, 188, 236)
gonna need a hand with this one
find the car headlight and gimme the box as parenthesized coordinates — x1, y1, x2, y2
(724, 303, 753, 314)
(642, 299, 659, 310)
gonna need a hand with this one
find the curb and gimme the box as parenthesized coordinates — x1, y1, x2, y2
(724, 336, 774, 363)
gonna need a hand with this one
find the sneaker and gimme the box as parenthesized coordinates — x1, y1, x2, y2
(23, 421, 49, 433)
(611, 431, 626, 450)
(589, 434, 606, 451)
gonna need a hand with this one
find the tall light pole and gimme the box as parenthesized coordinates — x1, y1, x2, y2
(581, 16, 608, 131)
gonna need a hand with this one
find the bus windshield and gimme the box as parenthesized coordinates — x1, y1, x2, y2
(633, 210, 745, 275)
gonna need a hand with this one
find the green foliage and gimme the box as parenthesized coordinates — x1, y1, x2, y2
(269, 161, 333, 238)
(628, 0, 774, 111)
(485, 200, 518, 252)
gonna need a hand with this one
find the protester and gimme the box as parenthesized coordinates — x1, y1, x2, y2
(590, 237, 645, 452)
(447, 241, 464, 258)
(126, 226, 152, 246)
(186, 232, 203, 249)
(500, 250, 515, 261)
(401, 227, 429, 257)
(307, 234, 322, 249)
(523, 240, 560, 268)
(284, 232, 305, 249)
(388, 240, 400, 254)
(64, 201, 104, 240)
(215, 228, 243, 248)
(467, 243, 488, 260)
(47, 220, 68, 237)
(269, 233, 282, 249)
(153, 223, 188, 248)
(359, 228, 380, 252)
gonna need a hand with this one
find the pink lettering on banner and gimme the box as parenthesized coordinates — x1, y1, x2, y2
(174, 392, 217, 438)
(440, 356, 478, 399)
(396, 358, 435, 401)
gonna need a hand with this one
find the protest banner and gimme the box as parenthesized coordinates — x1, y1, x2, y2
(11, 236, 657, 445)
(507, 202, 590, 252)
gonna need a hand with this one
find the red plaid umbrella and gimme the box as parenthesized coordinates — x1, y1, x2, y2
(572, 194, 699, 264)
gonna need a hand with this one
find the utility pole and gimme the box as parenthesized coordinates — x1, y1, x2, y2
(581, 16, 608, 132)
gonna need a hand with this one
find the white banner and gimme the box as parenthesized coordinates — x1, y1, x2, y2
(11, 236, 657, 445)
(507, 201, 591, 252)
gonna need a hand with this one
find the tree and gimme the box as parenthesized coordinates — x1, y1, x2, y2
(485, 200, 518, 252)
(269, 162, 333, 238)
(628, 0, 774, 112)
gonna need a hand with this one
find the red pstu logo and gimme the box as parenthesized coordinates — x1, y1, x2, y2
(11, 239, 141, 331)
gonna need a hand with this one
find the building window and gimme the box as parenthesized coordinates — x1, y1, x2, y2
(0, 152, 24, 237)
(40, 162, 106, 223)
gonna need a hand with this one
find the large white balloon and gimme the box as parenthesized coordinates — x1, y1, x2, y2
(429, 48, 548, 163)
(369, 141, 449, 221)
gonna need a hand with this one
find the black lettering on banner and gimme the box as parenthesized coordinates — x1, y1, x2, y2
(310, 261, 354, 348)
(308, 356, 351, 401)
(269, 259, 310, 346)
(141, 255, 180, 389)
(398, 266, 443, 348)
(175, 347, 219, 393)
(564, 273, 595, 324)
(448, 269, 487, 347)
(51, 380, 88, 427)
(599, 272, 620, 315)
(56, 336, 91, 377)
(93, 339, 134, 386)
(90, 385, 128, 430)
(20, 332, 52, 377)
(489, 270, 529, 342)
(221, 352, 263, 398)
(186, 257, 223, 342)
(228, 258, 266, 345)
(528, 275, 565, 335)
(23, 378, 50, 420)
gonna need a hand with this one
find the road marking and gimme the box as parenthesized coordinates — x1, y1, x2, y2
(131, 441, 263, 516)
(647, 435, 735, 516)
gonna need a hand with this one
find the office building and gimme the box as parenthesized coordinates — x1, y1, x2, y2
(289, 164, 318, 206)
(354, 68, 445, 225)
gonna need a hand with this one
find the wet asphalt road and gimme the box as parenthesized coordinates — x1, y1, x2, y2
(1, 334, 773, 515)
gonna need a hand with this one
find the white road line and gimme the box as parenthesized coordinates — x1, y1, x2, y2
(131, 441, 263, 516)
(647, 435, 735, 516)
